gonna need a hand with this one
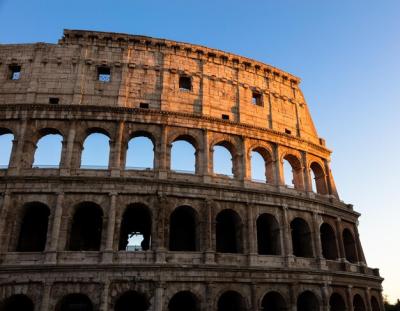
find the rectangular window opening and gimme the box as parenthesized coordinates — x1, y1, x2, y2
(97, 66, 111, 82)
(9, 65, 21, 80)
(285, 129, 292, 135)
(222, 114, 230, 120)
(252, 91, 263, 106)
(139, 103, 149, 109)
(49, 97, 60, 104)
(179, 75, 192, 91)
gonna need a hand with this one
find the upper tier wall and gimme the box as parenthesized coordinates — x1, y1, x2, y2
(0, 29, 323, 146)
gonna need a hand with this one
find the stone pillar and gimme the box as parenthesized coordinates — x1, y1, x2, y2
(301, 151, 312, 192)
(40, 282, 52, 311)
(154, 282, 165, 311)
(110, 122, 124, 177)
(251, 283, 259, 311)
(335, 218, 345, 261)
(289, 283, 297, 311)
(103, 192, 117, 263)
(247, 203, 257, 265)
(202, 129, 211, 182)
(45, 192, 64, 264)
(60, 123, 76, 175)
(205, 282, 215, 311)
(346, 286, 353, 311)
(0, 191, 11, 254)
(324, 159, 339, 199)
(321, 283, 330, 311)
(312, 212, 326, 269)
(8, 119, 27, 174)
(282, 206, 293, 266)
(242, 138, 251, 181)
(203, 199, 215, 264)
(155, 194, 167, 263)
(273, 144, 284, 186)
(365, 288, 373, 311)
(100, 280, 110, 311)
(157, 125, 168, 179)
(354, 224, 366, 264)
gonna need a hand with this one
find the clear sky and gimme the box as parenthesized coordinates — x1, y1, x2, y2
(1, 0, 399, 302)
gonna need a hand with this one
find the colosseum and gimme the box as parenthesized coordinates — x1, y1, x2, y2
(0, 29, 383, 311)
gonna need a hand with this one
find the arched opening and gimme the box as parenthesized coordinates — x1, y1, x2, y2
(119, 204, 152, 251)
(168, 291, 199, 311)
(169, 206, 198, 251)
(256, 213, 281, 255)
(371, 296, 380, 311)
(343, 229, 358, 263)
(171, 138, 196, 173)
(213, 142, 234, 177)
(68, 202, 103, 251)
(329, 293, 346, 311)
(290, 218, 313, 258)
(261, 291, 287, 311)
(0, 130, 14, 168)
(81, 132, 110, 169)
(310, 162, 328, 194)
(297, 291, 319, 311)
(353, 294, 366, 311)
(320, 223, 338, 260)
(16, 202, 50, 252)
(282, 154, 303, 189)
(216, 209, 243, 253)
(56, 294, 93, 311)
(251, 147, 274, 183)
(217, 291, 246, 311)
(125, 135, 154, 169)
(33, 131, 63, 168)
(0, 294, 34, 311)
(114, 291, 149, 311)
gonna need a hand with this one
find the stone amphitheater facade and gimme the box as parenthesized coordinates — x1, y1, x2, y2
(0, 30, 383, 311)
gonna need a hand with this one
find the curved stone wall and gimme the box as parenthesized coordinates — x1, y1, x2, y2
(0, 30, 382, 311)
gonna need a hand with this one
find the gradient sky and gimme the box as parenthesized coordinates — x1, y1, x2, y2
(1, 0, 399, 302)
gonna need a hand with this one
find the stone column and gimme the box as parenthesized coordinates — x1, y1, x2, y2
(365, 288, 373, 311)
(301, 151, 312, 192)
(282, 206, 293, 266)
(335, 218, 345, 261)
(346, 286, 353, 311)
(273, 144, 284, 186)
(312, 212, 326, 269)
(45, 192, 64, 264)
(321, 283, 330, 311)
(247, 203, 257, 265)
(110, 122, 124, 177)
(251, 283, 259, 311)
(60, 123, 76, 175)
(354, 224, 366, 264)
(324, 159, 339, 199)
(242, 137, 251, 181)
(154, 282, 165, 311)
(157, 125, 168, 179)
(40, 282, 52, 311)
(202, 129, 211, 182)
(155, 194, 167, 263)
(289, 283, 297, 311)
(205, 282, 215, 311)
(0, 191, 11, 254)
(103, 192, 117, 263)
(100, 280, 110, 311)
(203, 199, 215, 264)
(8, 119, 27, 175)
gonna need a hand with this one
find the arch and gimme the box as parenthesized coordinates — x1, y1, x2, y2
(343, 228, 358, 263)
(16, 202, 50, 252)
(290, 217, 313, 258)
(213, 141, 235, 177)
(329, 293, 346, 311)
(81, 132, 110, 169)
(56, 293, 93, 311)
(216, 209, 243, 253)
(0, 294, 34, 311)
(261, 291, 287, 311)
(114, 291, 150, 311)
(168, 291, 199, 311)
(217, 291, 246, 311)
(371, 296, 380, 311)
(353, 294, 366, 311)
(256, 213, 281, 255)
(169, 206, 198, 251)
(320, 223, 338, 260)
(125, 135, 154, 169)
(297, 291, 319, 311)
(68, 202, 103, 251)
(310, 162, 328, 194)
(282, 154, 303, 189)
(0, 130, 14, 168)
(170, 138, 197, 173)
(119, 204, 152, 251)
(251, 146, 274, 183)
(33, 132, 63, 168)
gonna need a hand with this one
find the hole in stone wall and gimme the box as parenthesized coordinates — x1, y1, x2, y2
(115, 291, 149, 311)
(168, 291, 199, 311)
(213, 145, 233, 177)
(125, 136, 154, 170)
(256, 213, 281, 255)
(9, 65, 21, 80)
(139, 103, 149, 109)
(56, 294, 93, 311)
(261, 291, 287, 311)
(169, 206, 198, 251)
(97, 66, 111, 82)
(310, 162, 327, 195)
(353, 294, 366, 311)
(343, 228, 358, 263)
(251, 150, 266, 182)
(217, 291, 246, 311)
(0, 132, 14, 168)
(68, 202, 103, 251)
(221, 114, 229, 120)
(33, 133, 63, 168)
(179, 75, 192, 91)
(81, 132, 110, 169)
(290, 217, 313, 258)
(216, 209, 242, 253)
(251, 91, 263, 106)
(0, 294, 34, 311)
(371, 296, 380, 311)
(285, 129, 291, 135)
(171, 139, 196, 173)
(297, 291, 319, 311)
(320, 223, 338, 260)
(119, 204, 151, 251)
(17, 202, 50, 252)
(329, 293, 346, 311)
(49, 97, 60, 104)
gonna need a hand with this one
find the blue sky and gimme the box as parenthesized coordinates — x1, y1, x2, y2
(1, 0, 400, 302)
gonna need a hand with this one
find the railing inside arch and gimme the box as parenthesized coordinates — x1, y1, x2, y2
(32, 165, 61, 169)
(79, 165, 109, 170)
